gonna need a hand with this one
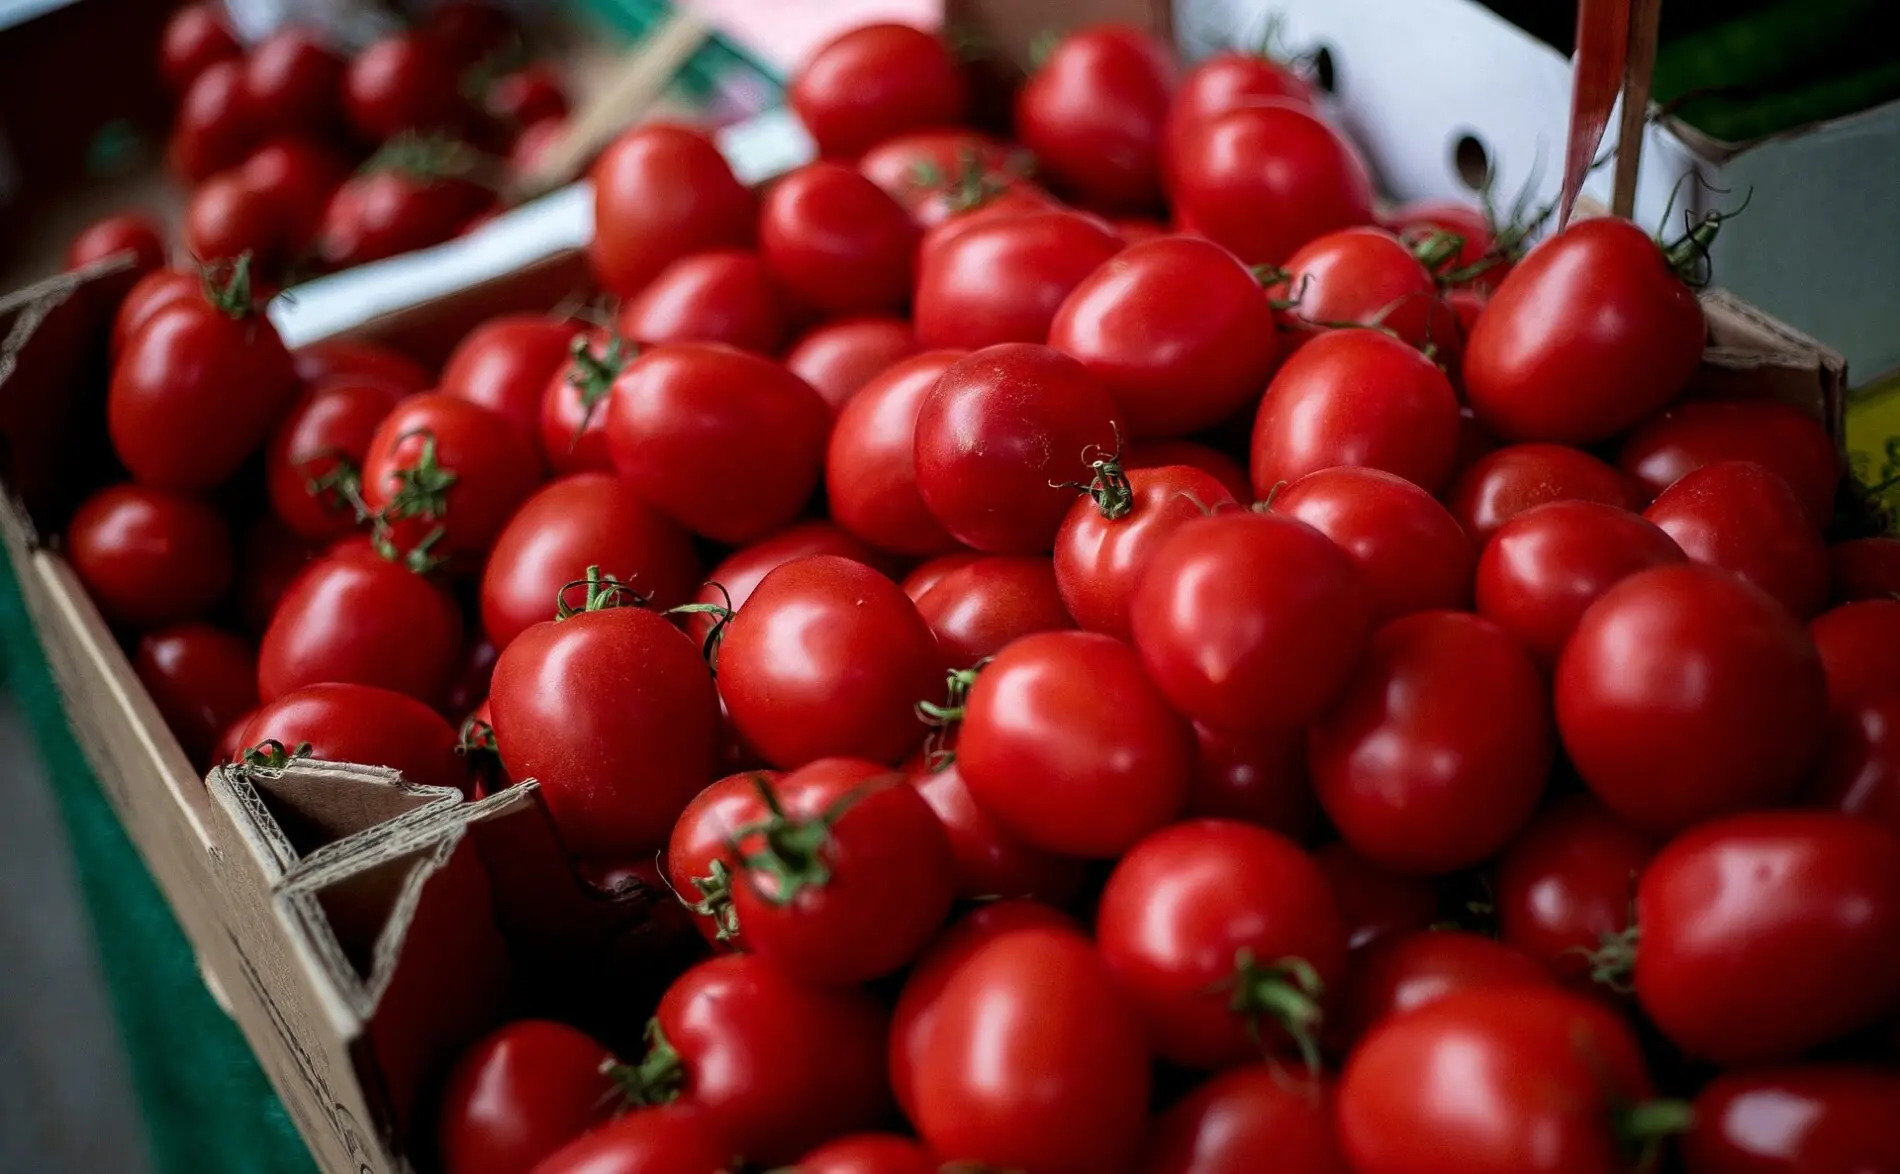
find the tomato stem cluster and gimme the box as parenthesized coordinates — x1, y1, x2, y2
(239, 738, 312, 776)
(1225, 949, 1327, 1077)
(565, 333, 633, 450)
(554, 564, 651, 619)
(607, 1020, 686, 1109)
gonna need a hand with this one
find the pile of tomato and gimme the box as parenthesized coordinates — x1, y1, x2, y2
(56, 14, 1900, 1174)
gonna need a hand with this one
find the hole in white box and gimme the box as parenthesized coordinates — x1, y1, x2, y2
(1311, 46, 1337, 94)
(1453, 132, 1492, 192)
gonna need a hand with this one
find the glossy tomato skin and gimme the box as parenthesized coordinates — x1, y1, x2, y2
(1055, 464, 1237, 639)
(784, 316, 919, 410)
(1274, 467, 1475, 625)
(1813, 693, 1900, 837)
(615, 250, 786, 355)
(1645, 461, 1829, 619)
(65, 213, 167, 275)
(1475, 500, 1686, 666)
(605, 343, 832, 544)
(133, 624, 258, 768)
(1131, 511, 1373, 735)
(858, 131, 1036, 229)
(913, 343, 1121, 553)
(1635, 812, 1900, 1064)
(760, 163, 918, 316)
(479, 474, 699, 651)
(1016, 24, 1175, 213)
(1556, 564, 1828, 835)
(527, 1106, 738, 1174)
(436, 1020, 617, 1174)
(1495, 795, 1657, 987)
(1465, 217, 1705, 444)
(241, 137, 351, 255)
(292, 339, 433, 397)
(1829, 537, 1900, 603)
(1682, 1065, 1900, 1174)
(908, 753, 1085, 903)
(910, 555, 1074, 667)
(589, 125, 755, 298)
(440, 314, 580, 444)
(1050, 235, 1280, 438)
(342, 33, 469, 141)
(1448, 443, 1641, 546)
(112, 269, 197, 360)
(914, 210, 1124, 350)
(318, 169, 493, 268)
(360, 393, 544, 567)
(160, 3, 239, 93)
(264, 382, 404, 543)
(792, 1134, 936, 1174)
(1162, 50, 1316, 188)
(664, 768, 775, 949)
(1811, 601, 1900, 709)
(184, 171, 286, 269)
(67, 484, 232, 630)
(1272, 227, 1456, 353)
(825, 349, 965, 555)
(1620, 398, 1840, 527)
(1316, 842, 1441, 952)
(959, 630, 1191, 857)
(1333, 930, 1552, 1049)
(238, 682, 466, 793)
(685, 523, 894, 650)
(257, 553, 463, 705)
(171, 59, 261, 181)
(1138, 1064, 1344, 1174)
(790, 24, 967, 159)
(539, 329, 627, 475)
(244, 28, 346, 141)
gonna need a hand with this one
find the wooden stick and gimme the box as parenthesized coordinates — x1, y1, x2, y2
(1612, 0, 1664, 218)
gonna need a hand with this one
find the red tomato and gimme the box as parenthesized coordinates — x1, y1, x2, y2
(760, 163, 918, 316)
(1633, 812, 1900, 1063)
(664, 768, 776, 948)
(1188, 721, 1316, 840)
(112, 269, 197, 360)
(67, 484, 231, 630)
(317, 166, 492, 269)
(1645, 460, 1829, 619)
(1270, 227, 1458, 354)
(484, 64, 568, 130)
(1448, 442, 1641, 545)
(441, 314, 579, 443)
(1382, 198, 1501, 289)
(604, 343, 831, 544)
(909, 753, 1085, 903)
(1682, 1065, 1900, 1174)
(241, 138, 351, 255)
(1495, 794, 1657, 987)
(1124, 438, 1252, 502)
(291, 339, 433, 397)
(1250, 328, 1462, 497)
(1016, 24, 1175, 213)
(1813, 693, 1900, 837)
(1315, 842, 1442, 952)
(1830, 536, 1900, 603)
(1138, 1064, 1343, 1174)
(910, 924, 1149, 1174)
(789, 23, 967, 160)
(1054, 463, 1237, 639)
(264, 382, 403, 544)
(685, 522, 894, 645)
(171, 59, 261, 181)
(902, 553, 984, 603)
(784, 316, 919, 410)
(1097, 819, 1345, 1068)
(359, 393, 543, 568)
(1311, 611, 1551, 875)
(133, 624, 257, 768)
(615, 251, 786, 355)
(1131, 511, 1372, 735)
(719, 556, 941, 768)
(1273, 467, 1475, 624)
(909, 555, 1074, 667)
(1475, 500, 1686, 666)
(792, 1134, 936, 1174)
(1465, 217, 1706, 444)
(184, 171, 286, 269)
(257, 552, 463, 704)
(436, 1020, 617, 1174)
(1163, 49, 1316, 189)
(480, 474, 699, 651)
(913, 210, 1124, 349)
(527, 1106, 737, 1174)
(342, 33, 469, 141)
(1171, 102, 1374, 266)
(1334, 930, 1552, 1049)
(913, 342, 1121, 553)
(857, 130, 1034, 229)
(957, 630, 1191, 857)
(826, 349, 966, 555)
(244, 28, 345, 140)
(589, 125, 755, 298)
(539, 329, 628, 474)
(65, 213, 166, 276)
(1049, 235, 1280, 438)
(1811, 600, 1900, 709)
(160, 3, 239, 93)
(1620, 398, 1840, 527)
(1556, 564, 1828, 834)
(238, 682, 467, 793)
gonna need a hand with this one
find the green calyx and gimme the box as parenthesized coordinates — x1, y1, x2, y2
(605, 1020, 685, 1109)
(200, 252, 259, 320)
(915, 662, 987, 769)
(686, 857, 742, 942)
(1226, 950, 1327, 1076)
(566, 333, 634, 447)
(379, 429, 457, 524)
(1616, 1098, 1694, 1170)
(666, 582, 735, 671)
(554, 565, 649, 620)
(240, 739, 312, 775)
(1409, 229, 1467, 273)
(1582, 922, 1640, 994)
(726, 775, 865, 907)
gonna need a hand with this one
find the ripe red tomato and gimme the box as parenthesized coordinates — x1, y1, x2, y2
(1634, 812, 1900, 1063)
(171, 59, 261, 181)
(1125, 438, 1252, 502)
(913, 210, 1124, 349)
(1620, 398, 1840, 527)
(1495, 794, 1657, 987)
(792, 1134, 936, 1174)
(342, 33, 469, 141)
(1682, 1065, 1900, 1174)
(483, 64, 568, 131)
(264, 382, 403, 544)
(1163, 49, 1316, 188)
(1811, 600, 1900, 709)
(784, 316, 919, 410)
(719, 555, 941, 768)
(589, 125, 756, 298)
(436, 1020, 617, 1174)
(244, 28, 345, 141)
(683, 524, 896, 653)
(1315, 842, 1441, 953)
(760, 163, 918, 316)
(1334, 930, 1552, 1049)
(160, 3, 239, 94)
(1448, 442, 1641, 545)
(317, 165, 493, 269)
(1645, 460, 1829, 619)
(440, 314, 578, 444)
(1270, 228, 1458, 354)
(67, 484, 231, 630)
(1054, 463, 1237, 639)
(826, 349, 966, 556)
(1813, 693, 1900, 837)
(359, 393, 543, 568)
(957, 630, 1191, 857)
(910, 555, 1075, 667)
(1097, 819, 1345, 1068)
(522, 1106, 735, 1174)
(238, 682, 467, 793)
(913, 343, 1121, 553)
(605, 343, 832, 544)
(858, 130, 1036, 229)
(291, 339, 433, 398)
(1016, 24, 1175, 213)
(1829, 536, 1900, 603)
(1556, 564, 1829, 835)
(789, 23, 968, 159)
(241, 138, 350, 255)
(901, 553, 982, 602)
(1171, 102, 1374, 266)
(1311, 611, 1551, 875)
(1273, 467, 1475, 624)
(1465, 217, 1706, 444)
(909, 924, 1150, 1174)
(538, 329, 626, 475)
(1475, 500, 1686, 666)
(1131, 511, 1372, 735)
(1049, 235, 1280, 438)
(1382, 199, 1499, 289)
(1138, 1064, 1343, 1174)
(664, 767, 775, 949)
(133, 624, 257, 768)
(615, 251, 786, 355)
(257, 552, 463, 705)
(1187, 721, 1316, 840)
(909, 753, 1085, 903)
(184, 171, 286, 269)
(1250, 328, 1461, 497)
(65, 213, 166, 276)
(480, 474, 699, 651)
(112, 269, 198, 360)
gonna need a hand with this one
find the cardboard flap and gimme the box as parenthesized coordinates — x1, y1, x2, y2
(1698, 287, 1848, 441)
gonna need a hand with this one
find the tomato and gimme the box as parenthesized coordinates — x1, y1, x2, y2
(527, 1106, 737, 1174)
(65, 213, 166, 276)
(244, 28, 345, 141)
(1338, 986, 1667, 1174)
(109, 267, 298, 490)
(1163, 48, 1316, 188)
(264, 382, 403, 544)
(480, 474, 699, 651)
(792, 1134, 936, 1174)
(1334, 930, 1551, 1050)
(913, 342, 1121, 553)
(422, 1, 518, 68)
(1269, 228, 1458, 354)
(1049, 235, 1280, 438)
(171, 59, 261, 181)
(760, 163, 918, 316)
(1131, 511, 1372, 735)
(1448, 443, 1641, 545)
(589, 125, 756, 298)
(184, 170, 286, 269)
(436, 1020, 617, 1174)
(508, 117, 566, 178)
(133, 624, 258, 768)
(1250, 328, 1461, 497)
(909, 752, 1085, 903)
(1054, 463, 1236, 639)
(1016, 24, 1175, 213)
(914, 210, 1124, 349)
(826, 349, 965, 555)
(1682, 1065, 1900, 1174)
(317, 165, 493, 269)
(160, 3, 238, 93)
(441, 314, 580, 444)
(957, 630, 1191, 857)
(343, 33, 470, 141)
(484, 64, 568, 131)
(1382, 198, 1501, 289)
(1475, 500, 1686, 667)
(292, 339, 433, 397)
(1813, 693, 1900, 837)
(605, 343, 831, 544)
(665, 768, 776, 949)
(1273, 467, 1475, 625)
(1171, 102, 1374, 266)
(1465, 217, 1705, 444)
(909, 555, 1074, 667)
(1812, 601, 1900, 707)
(789, 24, 967, 160)
(238, 682, 467, 793)
(1494, 794, 1657, 988)
(1315, 841, 1441, 952)
(540, 329, 628, 475)
(1186, 721, 1316, 841)
(1632, 812, 1900, 1063)
(235, 517, 317, 637)
(359, 393, 543, 569)
(901, 553, 983, 603)
(687, 518, 889, 631)
(241, 137, 351, 255)
(1138, 1064, 1343, 1174)
(66, 484, 231, 630)
(1311, 611, 1550, 875)
(615, 251, 786, 355)
(112, 269, 197, 360)
(719, 555, 941, 768)
(784, 316, 919, 410)
(1124, 438, 1252, 502)
(858, 130, 1034, 229)
(1556, 564, 1828, 835)
(257, 552, 463, 705)
(909, 924, 1149, 1174)
(1620, 399, 1840, 527)
(1829, 537, 1900, 603)
(1645, 460, 1829, 619)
